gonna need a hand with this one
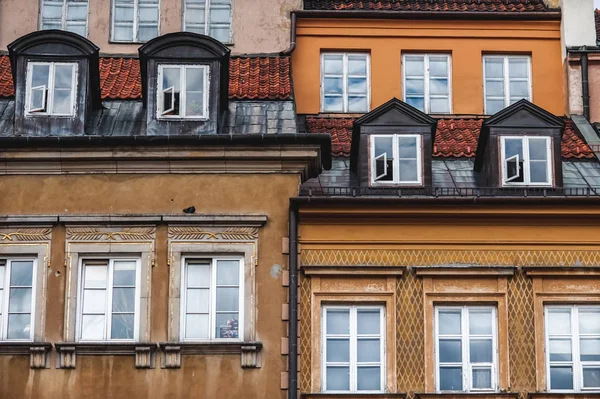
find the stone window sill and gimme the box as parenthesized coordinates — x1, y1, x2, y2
(0, 342, 52, 369)
(302, 394, 406, 399)
(54, 342, 157, 369)
(158, 341, 262, 368)
(416, 394, 518, 399)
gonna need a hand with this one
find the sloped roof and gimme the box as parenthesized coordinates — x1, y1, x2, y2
(303, 0, 549, 12)
(596, 9, 600, 42)
(0, 55, 292, 101)
(305, 115, 595, 159)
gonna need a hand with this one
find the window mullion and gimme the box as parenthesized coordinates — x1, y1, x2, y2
(343, 55, 349, 113)
(181, 66, 187, 117)
(62, 0, 68, 30)
(2, 261, 10, 340)
(573, 306, 581, 391)
(133, 0, 139, 42)
(106, 260, 114, 340)
(464, 307, 470, 391)
(504, 57, 510, 108)
(393, 135, 399, 183)
(211, 258, 217, 340)
(205, 0, 211, 36)
(523, 138, 530, 185)
(424, 55, 430, 113)
(351, 306, 357, 392)
(48, 63, 55, 116)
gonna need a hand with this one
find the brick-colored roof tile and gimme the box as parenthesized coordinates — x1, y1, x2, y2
(595, 9, 600, 42)
(304, 0, 548, 12)
(306, 115, 595, 159)
(0, 55, 292, 101)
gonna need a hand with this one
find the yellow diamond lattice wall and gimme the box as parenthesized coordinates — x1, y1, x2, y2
(299, 273, 312, 392)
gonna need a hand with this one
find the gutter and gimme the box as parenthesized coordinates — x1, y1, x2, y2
(290, 196, 600, 206)
(280, 12, 297, 56)
(294, 9, 561, 21)
(288, 201, 299, 399)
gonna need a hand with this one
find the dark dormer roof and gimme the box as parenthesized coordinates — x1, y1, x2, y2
(303, 0, 550, 12)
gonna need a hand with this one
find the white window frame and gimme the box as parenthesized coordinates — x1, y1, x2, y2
(25, 62, 78, 117)
(500, 136, 552, 187)
(76, 257, 142, 343)
(545, 305, 600, 393)
(483, 55, 532, 115)
(180, 256, 244, 342)
(0, 258, 37, 342)
(320, 53, 370, 113)
(183, 0, 233, 44)
(370, 134, 423, 186)
(435, 306, 498, 393)
(157, 64, 210, 120)
(321, 305, 385, 393)
(39, 0, 89, 36)
(111, 0, 160, 43)
(402, 53, 452, 114)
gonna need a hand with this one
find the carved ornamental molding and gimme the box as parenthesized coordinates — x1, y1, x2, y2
(168, 226, 258, 241)
(0, 228, 52, 242)
(66, 227, 156, 241)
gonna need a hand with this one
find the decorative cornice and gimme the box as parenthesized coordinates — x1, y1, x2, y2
(66, 227, 155, 241)
(168, 226, 258, 241)
(0, 228, 51, 242)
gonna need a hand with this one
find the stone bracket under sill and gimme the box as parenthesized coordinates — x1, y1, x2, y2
(302, 393, 406, 399)
(0, 342, 52, 369)
(54, 342, 158, 369)
(415, 394, 519, 399)
(158, 341, 263, 369)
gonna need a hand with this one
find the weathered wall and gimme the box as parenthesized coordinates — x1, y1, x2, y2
(0, 0, 300, 54)
(0, 173, 299, 398)
(566, 55, 600, 123)
(293, 19, 564, 115)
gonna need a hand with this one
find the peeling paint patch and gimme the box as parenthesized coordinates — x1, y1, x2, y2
(270, 264, 282, 279)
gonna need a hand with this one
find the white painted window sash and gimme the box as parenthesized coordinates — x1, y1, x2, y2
(435, 306, 498, 393)
(370, 134, 423, 185)
(40, 0, 89, 35)
(321, 305, 385, 393)
(180, 257, 244, 342)
(0, 259, 37, 342)
(157, 64, 209, 120)
(402, 54, 451, 113)
(500, 136, 552, 187)
(483, 55, 531, 114)
(545, 305, 600, 393)
(112, 0, 159, 42)
(320, 53, 370, 113)
(183, 0, 233, 43)
(26, 62, 78, 117)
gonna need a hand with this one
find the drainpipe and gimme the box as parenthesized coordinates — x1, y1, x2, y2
(581, 47, 591, 120)
(288, 203, 299, 399)
(280, 12, 297, 56)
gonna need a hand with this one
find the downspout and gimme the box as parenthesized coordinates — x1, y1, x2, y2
(581, 47, 591, 120)
(288, 202, 299, 399)
(280, 12, 297, 56)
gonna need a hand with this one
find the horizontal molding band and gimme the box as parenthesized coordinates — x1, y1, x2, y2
(0, 214, 268, 226)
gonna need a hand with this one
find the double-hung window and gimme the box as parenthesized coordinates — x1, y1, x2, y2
(40, 0, 89, 36)
(181, 258, 243, 341)
(371, 134, 422, 185)
(435, 306, 498, 392)
(545, 306, 600, 392)
(321, 53, 369, 113)
(501, 136, 552, 186)
(78, 259, 140, 341)
(403, 54, 451, 113)
(26, 62, 77, 116)
(111, 0, 159, 42)
(183, 0, 232, 43)
(322, 305, 385, 392)
(483, 55, 531, 115)
(157, 65, 209, 119)
(0, 259, 36, 341)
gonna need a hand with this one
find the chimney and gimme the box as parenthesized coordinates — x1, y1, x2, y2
(560, 0, 596, 57)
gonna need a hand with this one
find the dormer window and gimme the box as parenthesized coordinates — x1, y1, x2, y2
(501, 136, 551, 186)
(371, 134, 422, 185)
(25, 62, 78, 116)
(157, 64, 209, 119)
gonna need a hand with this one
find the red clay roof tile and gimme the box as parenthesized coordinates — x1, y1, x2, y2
(0, 55, 292, 101)
(305, 115, 596, 159)
(304, 0, 548, 12)
(596, 9, 600, 42)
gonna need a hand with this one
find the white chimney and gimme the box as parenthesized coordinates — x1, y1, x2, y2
(560, 0, 596, 57)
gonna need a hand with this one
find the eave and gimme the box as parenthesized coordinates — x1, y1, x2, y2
(293, 10, 561, 21)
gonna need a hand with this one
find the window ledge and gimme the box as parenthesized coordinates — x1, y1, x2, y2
(158, 341, 262, 369)
(528, 394, 600, 399)
(54, 342, 157, 369)
(301, 265, 406, 276)
(416, 394, 518, 399)
(0, 342, 51, 369)
(523, 266, 600, 276)
(302, 394, 406, 399)
(414, 266, 516, 277)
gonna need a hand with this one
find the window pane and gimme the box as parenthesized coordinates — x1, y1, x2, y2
(374, 136, 394, 182)
(53, 89, 72, 114)
(112, 287, 135, 313)
(439, 310, 461, 335)
(215, 313, 238, 338)
(326, 367, 350, 391)
(348, 96, 368, 113)
(486, 80, 504, 97)
(399, 160, 418, 182)
(470, 339, 493, 363)
(357, 338, 380, 362)
(67, 3, 88, 21)
(580, 310, 600, 334)
(8, 288, 32, 313)
(486, 99, 504, 115)
(439, 339, 462, 363)
(404, 56, 424, 77)
(469, 310, 492, 335)
(67, 24, 87, 36)
(580, 338, 600, 361)
(138, 25, 158, 42)
(583, 367, 600, 388)
(430, 79, 448, 96)
(357, 366, 381, 391)
(529, 161, 548, 183)
(163, 67, 181, 93)
(550, 366, 573, 390)
(430, 98, 450, 113)
(504, 138, 523, 159)
(439, 367, 462, 391)
(374, 136, 393, 158)
(324, 77, 343, 94)
(485, 58, 504, 79)
(209, 7, 230, 23)
(114, 1, 134, 22)
(216, 260, 239, 285)
(0, 266, 4, 289)
(348, 77, 367, 94)
(398, 136, 417, 159)
(429, 57, 448, 77)
(139, 5, 159, 22)
(7, 314, 30, 339)
(82, 289, 106, 314)
(323, 96, 343, 112)
(326, 309, 349, 335)
(10, 261, 33, 286)
(186, 288, 209, 313)
(216, 287, 239, 312)
(186, 67, 205, 91)
(357, 309, 380, 335)
(323, 56, 343, 75)
(348, 56, 367, 75)
(113, 25, 133, 41)
(548, 310, 571, 334)
(111, 313, 134, 339)
(185, 92, 204, 116)
(113, 261, 136, 286)
(528, 138, 548, 161)
(84, 265, 107, 288)
(187, 263, 210, 287)
(81, 314, 105, 340)
(31, 65, 50, 88)
(405, 78, 424, 95)
(185, 314, 209, 339)
(509, 81, 528, 98)
(406, 97, 425, 112)
(209, 26, 230, 42)
(549, 339, 572, 362)
(472, 368, 492, 389)
(42, 2, 63, 19)
(326, 339, 349, 362)
(185, 7, 206, 30)
(509, 58, 528, 78)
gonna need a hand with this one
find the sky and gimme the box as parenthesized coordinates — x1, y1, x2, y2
(596, 0, 600, 9)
